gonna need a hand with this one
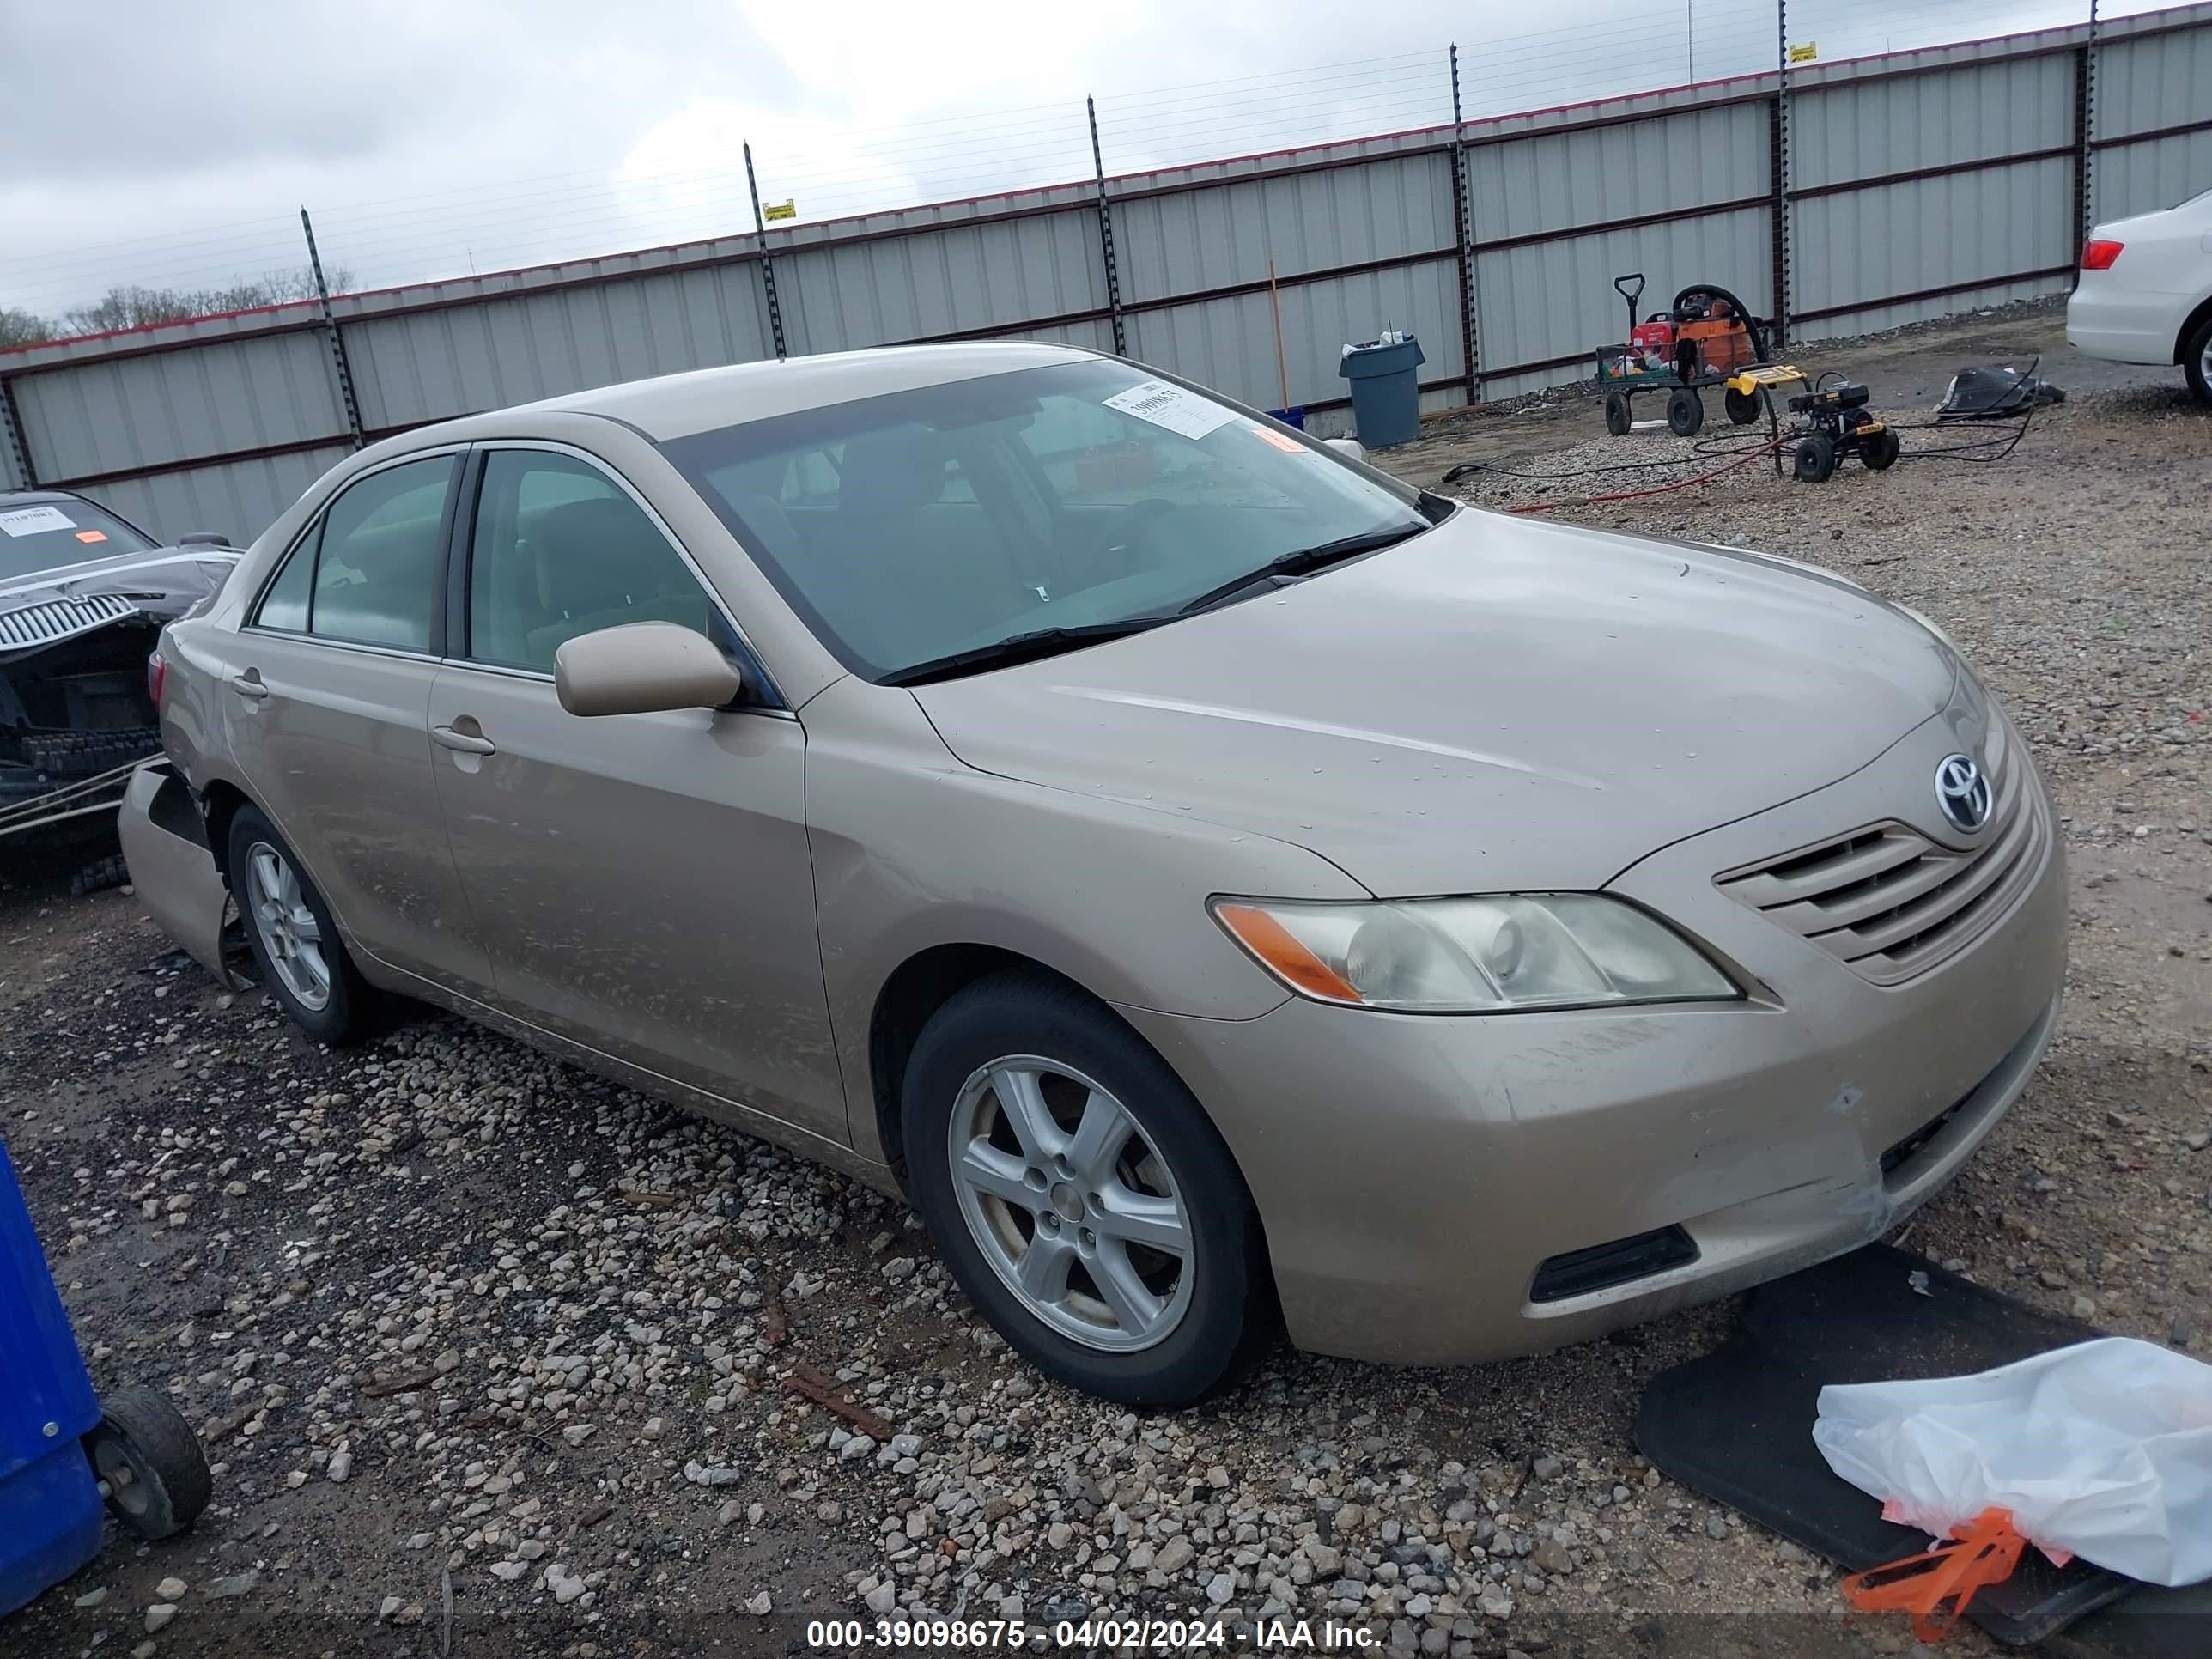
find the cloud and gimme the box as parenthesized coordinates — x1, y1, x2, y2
(1, 0, 2083, 316)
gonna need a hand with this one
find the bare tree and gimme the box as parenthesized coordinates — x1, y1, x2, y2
(0, 267, 356, 344)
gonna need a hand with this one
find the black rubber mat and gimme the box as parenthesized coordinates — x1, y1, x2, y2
(1636, 1243, 2212, 1652)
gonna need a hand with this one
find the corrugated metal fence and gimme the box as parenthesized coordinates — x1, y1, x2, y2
(3, 3, 2207, 543)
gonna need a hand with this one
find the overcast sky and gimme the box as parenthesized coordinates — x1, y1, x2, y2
(1, 0, 2114, 319)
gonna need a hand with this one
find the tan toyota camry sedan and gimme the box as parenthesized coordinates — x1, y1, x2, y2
(125, 343, 2064, 1405)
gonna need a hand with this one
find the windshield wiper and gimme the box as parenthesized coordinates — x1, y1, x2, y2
(881, 617, 1170, 687)
(1176, 520, 1431, 617)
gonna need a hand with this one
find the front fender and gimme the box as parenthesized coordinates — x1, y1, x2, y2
(118, 761, 239, 990)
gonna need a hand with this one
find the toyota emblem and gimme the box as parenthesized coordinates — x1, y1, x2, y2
(1935, 754, 1992, 834)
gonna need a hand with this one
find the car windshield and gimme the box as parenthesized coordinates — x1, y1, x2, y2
(662, 359, 1429, 682)
(0, 497, 158, 582)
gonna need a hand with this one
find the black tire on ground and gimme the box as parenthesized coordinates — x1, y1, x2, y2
(1603, 392, 1631, 436)
(901, 970, 1278, 1407)
(2185, 313, 2212, 408)
(1723, 386, 1765, 425)
(225, 805, 377, 1044)
(1794, 433, 1838, 483)
(1863, 428, 1902, 470)
(83, 1387, 211, 1540)
(1667, 386, 1705, 437)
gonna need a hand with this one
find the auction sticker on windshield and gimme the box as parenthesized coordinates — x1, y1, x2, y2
(1103, 379, 1236, 441)
(0, 505, 76, 538)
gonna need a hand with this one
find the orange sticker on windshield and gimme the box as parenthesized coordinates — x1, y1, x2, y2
(75, 529, 109, 543)
(1249, 424, 1303, 452)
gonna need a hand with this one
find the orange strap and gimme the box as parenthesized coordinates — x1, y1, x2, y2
(1840, 1507, 2030, 1643)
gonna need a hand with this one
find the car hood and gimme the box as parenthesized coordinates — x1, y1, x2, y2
(0, 547, 240, 661)
(911, 508, 1958, 896)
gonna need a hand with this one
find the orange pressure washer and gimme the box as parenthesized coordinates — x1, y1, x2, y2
(1596, 274, 1774, 437)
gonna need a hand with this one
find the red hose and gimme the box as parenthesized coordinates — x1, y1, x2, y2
(1506, 433, 1790, 514)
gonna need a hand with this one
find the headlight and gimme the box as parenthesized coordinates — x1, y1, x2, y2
(1212, 894, 1739, 1013)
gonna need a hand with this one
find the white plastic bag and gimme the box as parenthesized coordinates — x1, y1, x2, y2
(1813, 1336, 2212, 1588)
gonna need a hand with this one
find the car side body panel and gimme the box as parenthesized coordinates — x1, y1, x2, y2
(425, 662, 843, 1145)
(2067, 193, 2212, 366)
(798, 674, 1367, 1166)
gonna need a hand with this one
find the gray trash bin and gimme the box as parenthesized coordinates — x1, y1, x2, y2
(1337, 334, 1425, 447)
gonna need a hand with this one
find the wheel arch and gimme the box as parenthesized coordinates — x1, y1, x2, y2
(196, 775, 255, 887)
(867, 945, 1131, 1184)
(2175, 291, 2212, 366)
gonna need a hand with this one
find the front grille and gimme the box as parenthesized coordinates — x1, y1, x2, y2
(0, 592, 137, 649)
(1717, 765, 2045, 985)
(1529, 1224, 1700, 1303)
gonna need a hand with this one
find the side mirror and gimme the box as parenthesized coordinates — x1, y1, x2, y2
(554, 621, 744, 717)
(177, 531, 233, 548)
(1324, 437, 1368, 465)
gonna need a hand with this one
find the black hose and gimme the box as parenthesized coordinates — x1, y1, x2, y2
(1672, 283, 1771, 364)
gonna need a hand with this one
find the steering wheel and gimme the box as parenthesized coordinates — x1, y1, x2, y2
(1075, 496, 1176, 561)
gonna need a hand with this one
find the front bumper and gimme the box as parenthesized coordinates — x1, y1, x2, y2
(1123, 713, 2068, 1366)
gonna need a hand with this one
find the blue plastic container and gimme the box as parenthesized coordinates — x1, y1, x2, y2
(0, 1139, 105, 1617)
(1266, 405, 1307, 430)
(1337, 335, 1426, 447)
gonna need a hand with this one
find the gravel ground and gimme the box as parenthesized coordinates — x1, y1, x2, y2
(3, 303, 2207, 1659)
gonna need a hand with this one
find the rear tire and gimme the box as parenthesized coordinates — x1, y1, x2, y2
(226, 805, 376, 1044)
(2185, 313, 2212, 408)
(901, 972, 1275, 1406)
(1667, 386, 1705, 437)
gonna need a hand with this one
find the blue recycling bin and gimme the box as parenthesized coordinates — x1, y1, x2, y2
(1337, 334, 1426, 447)
(0, 1139, 106, 1616)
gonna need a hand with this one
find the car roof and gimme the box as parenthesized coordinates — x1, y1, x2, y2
(498, 341, 1100, 441)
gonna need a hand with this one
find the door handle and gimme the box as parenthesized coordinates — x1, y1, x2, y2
(228, 672, 269, 700)
(432, 724, 496, 756)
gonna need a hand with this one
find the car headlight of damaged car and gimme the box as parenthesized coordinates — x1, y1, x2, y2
(1213, 894, 1740, 1012)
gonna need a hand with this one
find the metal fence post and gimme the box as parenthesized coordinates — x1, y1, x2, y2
(1771, 0, 1792, 349)
(2075, 0, 2101, 246)
(1448, 46, 1482, 403)
(0, 374, 34, 489)
(744, 143, 789, 362)
(301, 207, 365, 449)
(1087, 98, 1129, 356)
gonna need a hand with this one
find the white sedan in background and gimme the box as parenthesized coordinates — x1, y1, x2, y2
(2067, 185, 2212, 405)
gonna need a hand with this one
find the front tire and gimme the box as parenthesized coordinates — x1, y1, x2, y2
(227, 805, 375, 1044)
(902, 972, 1275, 1406)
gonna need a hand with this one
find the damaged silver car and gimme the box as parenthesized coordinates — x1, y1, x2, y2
(1, 490, 238, 853)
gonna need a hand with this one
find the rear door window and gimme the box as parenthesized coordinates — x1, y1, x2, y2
(251, 455, 456, 651)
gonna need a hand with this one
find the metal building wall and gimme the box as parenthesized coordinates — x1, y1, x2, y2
(1788, 48, 2082, 341)
(4, 3, 2209, 544)
(1114, 145, 1463, 428)
(346, 261, 777, 430)
(776, 206, 1107, 354)
(2092, 19, 2212, 222)
(96, 444, 357, 546)
(1466, 99, 1775, 398)
(9, 331, 343, 488)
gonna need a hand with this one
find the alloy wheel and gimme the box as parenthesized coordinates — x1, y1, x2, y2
(246, 841, 331, 1011)
(945, 1056, 1194, 1352)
